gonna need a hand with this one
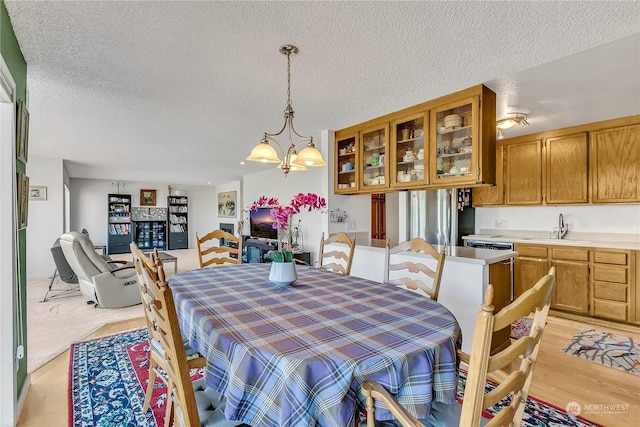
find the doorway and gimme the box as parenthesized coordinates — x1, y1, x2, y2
(371, 193, 386, 247)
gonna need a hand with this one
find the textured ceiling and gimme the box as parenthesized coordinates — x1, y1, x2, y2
(5, 1, 640, 186)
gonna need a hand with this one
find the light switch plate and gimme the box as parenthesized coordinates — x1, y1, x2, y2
(495, 220, 508, 229)
(346, 221, 356, 231)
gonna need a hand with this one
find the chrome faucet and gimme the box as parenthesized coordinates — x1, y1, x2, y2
(558, 213, 568, 239)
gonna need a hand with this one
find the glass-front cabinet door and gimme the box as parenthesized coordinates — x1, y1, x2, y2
(359, 123, 389, 192)
(334, 131, 358, 194)
(429, 95, 478, 184)
(391, 112, 428, 188)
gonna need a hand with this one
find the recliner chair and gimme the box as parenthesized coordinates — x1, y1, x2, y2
(59, 231, 141, 308)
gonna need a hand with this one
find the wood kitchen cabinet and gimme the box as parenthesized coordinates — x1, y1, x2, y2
(514, 244, 550, 298)
(334, 130, 359, 194)
(591, 249, 634, 322)
(590, 124, 640, 203)
(332, 84, 496, 195)
(545, 133, 589, 204)
(359, 123, 389, 192)
(550, 247, 589, 314)
(504, 140, 543, 205)
(504, 134, 588, 205)
(429, 86, 496, 187)
(473, 145, 504, 206)
(480, 116, 639, 207)
(390, 112, 428, 188)
(489, 260, 513, 353)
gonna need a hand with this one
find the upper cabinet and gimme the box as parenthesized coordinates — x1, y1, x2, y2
(335, 131, 359, 194)
(333, 84, 496, 194)
(504, 139, 543, 205)
(359, 124, 389, 192)
(475, 116, 639, 207)
(545, 133, 589, 204)
(590, 124, 640, 203)
(390, 112, 427, 188)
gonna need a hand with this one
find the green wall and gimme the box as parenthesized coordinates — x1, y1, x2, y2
(1, 0, 28, 398)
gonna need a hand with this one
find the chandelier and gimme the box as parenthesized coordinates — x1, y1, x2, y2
(246, 45, 326, 176)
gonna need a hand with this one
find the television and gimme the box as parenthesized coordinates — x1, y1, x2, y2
(249, 207, 278, 240)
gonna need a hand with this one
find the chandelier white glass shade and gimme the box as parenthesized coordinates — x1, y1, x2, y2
(246, 45, 326, 176)
(496, 112, 530, 130)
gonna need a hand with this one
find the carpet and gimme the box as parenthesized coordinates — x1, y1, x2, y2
(70, 329, 602, 427)
(457, 369, 602, 427)
(510, 316, 532, 339)
(27, 277, 144, 372)
(69, 327, 203, 426)
(561, 329, 640, 376)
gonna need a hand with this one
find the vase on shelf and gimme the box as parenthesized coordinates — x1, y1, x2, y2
(268, 262, 297, 286)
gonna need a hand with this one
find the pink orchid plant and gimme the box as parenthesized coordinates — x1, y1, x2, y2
(250, 193, 327, 259)
(250, 193, 327, 231)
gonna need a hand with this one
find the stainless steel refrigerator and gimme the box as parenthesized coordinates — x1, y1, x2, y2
(408, 189, 475, 247)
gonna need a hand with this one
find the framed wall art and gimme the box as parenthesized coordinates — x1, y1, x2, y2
(218, 191, 237, 217)
(16, 100, 29, 163)
(17, 173, 29, 229)
(140, 189, 157, 206)
(29, 185, 47, 201)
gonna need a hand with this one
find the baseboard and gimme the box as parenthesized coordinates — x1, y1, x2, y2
(549, 310, 640, 334)
(16, 373, 30, 425)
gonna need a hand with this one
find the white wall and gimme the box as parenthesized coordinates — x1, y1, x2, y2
(26, 157, 64, 279)
(476, 204, 640, 236)
(243, 165, 328, 264)
(192, 180, 242, 240)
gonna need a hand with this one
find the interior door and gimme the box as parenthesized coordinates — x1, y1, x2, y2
(371, 193, 386, 245)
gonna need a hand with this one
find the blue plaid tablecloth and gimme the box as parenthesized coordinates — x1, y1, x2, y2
(170, 263, 461, 427)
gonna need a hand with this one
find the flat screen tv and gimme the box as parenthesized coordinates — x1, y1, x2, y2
(249, 207, 278, 240)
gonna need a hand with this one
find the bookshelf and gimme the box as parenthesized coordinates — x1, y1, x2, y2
(167, 196, 188, 249)
(107, 193, 132, 254)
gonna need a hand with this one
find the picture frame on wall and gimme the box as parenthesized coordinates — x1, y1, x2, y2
(218, 191, 236, 218)
(140, 189, 157, 206)
(16, 100, 29, 163)
(17, 172, 29, 229)
(29, 185, 47, 201)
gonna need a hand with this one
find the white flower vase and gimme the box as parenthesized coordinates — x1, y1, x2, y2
(269, 262, 297, 286)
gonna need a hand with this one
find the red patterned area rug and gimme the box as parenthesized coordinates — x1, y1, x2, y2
(562, 329, 640, 376)
(68, 328, 202, 426)
(457, 369, 603, 427)
(69, 328, 603, 427)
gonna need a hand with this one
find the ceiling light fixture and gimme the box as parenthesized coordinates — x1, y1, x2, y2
(246, 44, 326, 176)
(496, 112, 530, 130)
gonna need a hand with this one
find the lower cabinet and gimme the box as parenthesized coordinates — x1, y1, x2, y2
(514, 244, 549, 298)
(515, 243, 638, 325)
(489, 260, 513, 354)
(591, 249, 634, 322)
(550, 247, 589, 314)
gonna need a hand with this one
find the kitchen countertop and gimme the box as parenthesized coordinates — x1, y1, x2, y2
(351, 243, 516, 265)
(463, 230, 640, 251)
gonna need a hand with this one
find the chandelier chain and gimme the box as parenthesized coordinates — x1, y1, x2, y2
(286, 50, 292, 106)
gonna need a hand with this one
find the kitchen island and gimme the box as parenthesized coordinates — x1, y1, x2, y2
(324, 243, 517, 353)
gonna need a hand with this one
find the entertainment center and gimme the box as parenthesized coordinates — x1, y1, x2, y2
(243, 238, 311, 265)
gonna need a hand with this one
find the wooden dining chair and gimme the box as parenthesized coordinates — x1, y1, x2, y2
(361, 267, 556, 427)
(196, 229, 242, 268)
(384, 238, 446, 301)
(132, 244, 242, 427)
(319, 232, 356, 275)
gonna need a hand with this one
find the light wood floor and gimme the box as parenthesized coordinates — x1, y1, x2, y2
(17, 314, 639, 426)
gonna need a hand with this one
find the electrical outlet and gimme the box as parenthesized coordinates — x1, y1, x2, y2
(346, 221, 356, 231)
(495, 219, 508, 229)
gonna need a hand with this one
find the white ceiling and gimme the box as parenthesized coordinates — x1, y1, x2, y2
(5, 1, 640, 186)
